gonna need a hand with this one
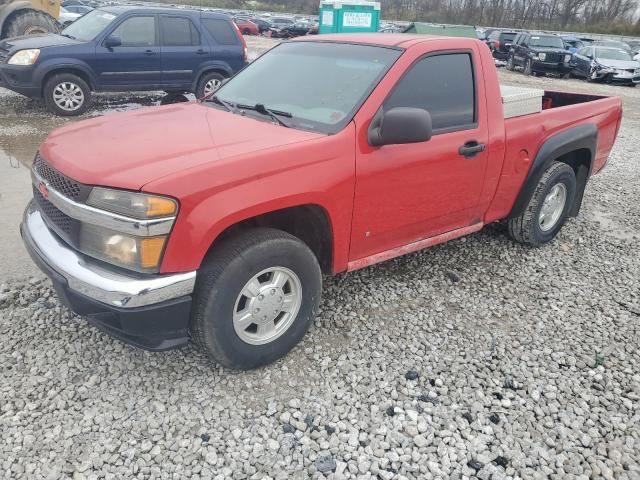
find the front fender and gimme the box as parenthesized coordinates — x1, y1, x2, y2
(33, 58, 97, 89)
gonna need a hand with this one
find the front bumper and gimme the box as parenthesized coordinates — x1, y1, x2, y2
(0, 64, 41, 97)
(21, 203, 196, 350)
(531, 60, 570, 74)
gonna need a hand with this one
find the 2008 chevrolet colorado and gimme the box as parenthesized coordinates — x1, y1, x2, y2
(21, 34, 622, 369)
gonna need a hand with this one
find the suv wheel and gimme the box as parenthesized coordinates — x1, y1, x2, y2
(191, 228, 322, 369)
(507, 162, 577, 246)
(524, 58, 533, 76)
(195, 71, 226, 99)
(43, 73, 90, 116)
(506, 55, 515, 71)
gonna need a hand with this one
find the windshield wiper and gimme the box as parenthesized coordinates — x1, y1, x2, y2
(61, 33, 76, 39)
(210, 95, 237, 113)
(238, 103, 293, 128)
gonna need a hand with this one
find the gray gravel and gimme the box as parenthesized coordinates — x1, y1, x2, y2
(2, 44, 640, 479)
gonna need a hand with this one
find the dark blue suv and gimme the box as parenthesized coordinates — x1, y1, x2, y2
(0, 7, 246, 115)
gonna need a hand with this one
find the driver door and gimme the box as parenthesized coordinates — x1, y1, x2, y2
(349, 44, 489, 261)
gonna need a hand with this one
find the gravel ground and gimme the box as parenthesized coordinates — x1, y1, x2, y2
(1, 41, 640, 480)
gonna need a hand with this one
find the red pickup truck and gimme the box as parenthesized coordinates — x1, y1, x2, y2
(21, 34, 622, 369)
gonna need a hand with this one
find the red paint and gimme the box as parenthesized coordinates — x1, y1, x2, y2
(233, 19, 259, 36)
(37, 34, 622, 275)
(38, 182, 49, 199)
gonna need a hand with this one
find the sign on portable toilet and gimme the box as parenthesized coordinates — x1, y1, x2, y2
(318, 1, 381, 34)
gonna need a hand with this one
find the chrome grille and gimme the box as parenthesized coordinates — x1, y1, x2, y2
(543, 52, 564, 63)
(32, 154, 91, 201)
(33, 186, 77, 237)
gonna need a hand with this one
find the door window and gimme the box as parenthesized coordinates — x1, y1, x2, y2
(160, 16, 200, 46)
(383, 53, 476, 132)
(202, 18, 238, 45)
(110, 16, 155, 47)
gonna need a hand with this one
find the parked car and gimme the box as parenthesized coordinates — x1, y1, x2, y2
(268, 16, 294, 31)
(507, 32, 572, 76)
(58, 6, 81, 27)
(486, 30, 518, 61)
(0, 6, 247, 116)
(307, 21, 318, 35)
(21, 34, 622, 369)
(63, 4, 93, 15)
(233, 17, 259, 35)
(560, 35, 584, 54)
(249, 16, 271, 34)
(591, 39, 632, 54)
(571, 46, 640, 85)
(379, 25, 403, 34)
(273, 20, 311, 38)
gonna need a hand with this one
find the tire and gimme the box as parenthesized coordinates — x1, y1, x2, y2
(4, 9, 59, 38)
(195, 71, 225, 99)
(191, 228, 322, 369)
(506, 55, 515, 71)
(507, 162, 577, 247)
(524, 58, 533, 76)
(43, 73, 90, 116)
(242, 28, 251, 35)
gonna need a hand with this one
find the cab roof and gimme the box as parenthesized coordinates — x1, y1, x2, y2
(293, 33, 480, 49)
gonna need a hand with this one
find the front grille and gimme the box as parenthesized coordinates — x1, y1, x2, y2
(33, 185, 80, 245)
(543, 52, 564, 63)
(33, 154, 92, 202)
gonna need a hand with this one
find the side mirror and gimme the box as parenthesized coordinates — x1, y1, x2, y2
(368, 107, 432, 147)
(104, 35, 121, 48)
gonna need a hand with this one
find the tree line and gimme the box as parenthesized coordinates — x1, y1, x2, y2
(165, 0, 640, 35)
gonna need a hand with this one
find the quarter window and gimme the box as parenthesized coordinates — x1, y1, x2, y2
(160, 16, 200, 46)
(384, 53, 476, 131)
(202, 18, 238, 45)
(111, 16, 155, 47)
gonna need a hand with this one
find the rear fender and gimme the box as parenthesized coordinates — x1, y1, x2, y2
(508, 123, 597, 218)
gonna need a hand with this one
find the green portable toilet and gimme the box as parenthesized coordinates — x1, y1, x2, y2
(318, 1, 381, 34)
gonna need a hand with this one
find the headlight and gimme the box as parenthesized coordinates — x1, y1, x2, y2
(87, 188, 177, 219)
(79, 223, 167, 272)
(8, 49, 40, 65)
(564, 54, 571, 63)
(538, 53, 546, 61)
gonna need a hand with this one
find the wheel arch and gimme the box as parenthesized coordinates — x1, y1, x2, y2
(192, 63, 233, 92)
(509, 123, 597, 219)
(202, 204, 335, 275)
(40, 64, 96, 94)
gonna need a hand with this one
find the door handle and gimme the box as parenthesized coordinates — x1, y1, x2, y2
(458, 141, 486, 158)
(144, 49, 155, 56)
(195, 49, 207, 55)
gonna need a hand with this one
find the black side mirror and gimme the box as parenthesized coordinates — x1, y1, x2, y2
(368, 107, 433, 147)
(104, 35, 121, 48)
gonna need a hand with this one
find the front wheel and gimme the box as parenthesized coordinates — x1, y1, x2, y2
(506, 55, 515, 71)
(507, 162, 577, 247)
(43, 73, 90, 116)
(191, 228, 322, 369)
(524, 58, 533, 76)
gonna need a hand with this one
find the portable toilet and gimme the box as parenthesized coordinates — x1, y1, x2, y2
(318, 1, 381, 34)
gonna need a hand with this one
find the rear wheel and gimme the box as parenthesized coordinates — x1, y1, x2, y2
(191, 228, 322, 369)
(195, 71, 225, 99)
(43, 73, 90, 116)
(506, 55, 515, 71)
(4, 10, 59, 38)
(507, 162, 577, 246)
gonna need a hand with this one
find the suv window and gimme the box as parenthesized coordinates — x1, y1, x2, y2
(110, 16, 156, 47)
(160, 16, 199, 46)
(384, 53, 475, 131)
(202, 18, 238, 45)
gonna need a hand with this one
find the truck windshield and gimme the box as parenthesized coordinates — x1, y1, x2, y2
(213, 42, 402, 134)
(62, 9, 117, 42)
(530, 36, 564, 49)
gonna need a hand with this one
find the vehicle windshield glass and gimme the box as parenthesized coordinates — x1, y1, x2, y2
(597, 41, 630, 50)
(529, 36, 564, 49)
(595, 48, 632, 61)
(62, 9, 117, 41)
(501, 33, 516, 42)
(214, 42, 402, 134)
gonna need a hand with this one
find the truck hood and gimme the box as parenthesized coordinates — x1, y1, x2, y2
(0, 33, 81, 53)
(40, 102, 324, 190)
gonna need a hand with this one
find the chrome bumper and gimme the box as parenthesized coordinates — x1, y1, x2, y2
(22, 203, 196, 309)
